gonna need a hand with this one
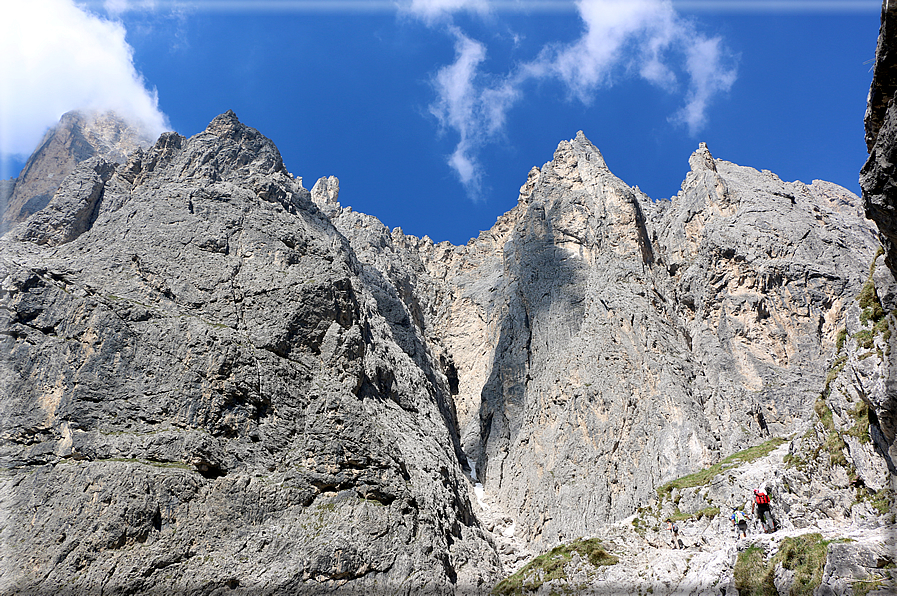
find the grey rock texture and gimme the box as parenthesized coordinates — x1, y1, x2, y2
(0, 111, 498, 595)
(494, 437, 894, 595)
(335, 133, 878, 554)
(859, 0, 897, 503)
(2, 110, 157, 229)
(2, 98, 894, 593)
(13, 157, 118, 246)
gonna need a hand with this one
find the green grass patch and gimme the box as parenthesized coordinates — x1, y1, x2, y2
(667, 506, 720, 523)
(491, 538, 618, 595)
(854, 329, 876, 350)
(821, 432, 848, 467)
(824, 355, 848, 394)
(814, 398, 835, 432)
(871, 246, 885, 274)
(734, 545, 775, 596)
(852, 576, 885, 596)
(869, 489, 893, 515)
(858, 280, 885, 323)
(773, 534, 839, 596)
(813, 397, 850, 466)
(845, 400, 871, 444)
(875, 316, 891, 343)
(835, 328, 848, 353)
(657, 437, 786, 499)
(783, 452, 807, 470)
(856, 488, 894, 516)
(735, 534, 843, 596)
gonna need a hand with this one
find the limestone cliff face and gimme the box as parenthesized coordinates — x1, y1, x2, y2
(1, 97, 891, 593)
(0, 112, 497, 595)
(2, 110, 156, 228)
(325, 133, 878, 551)
(860, 0, 897, 490)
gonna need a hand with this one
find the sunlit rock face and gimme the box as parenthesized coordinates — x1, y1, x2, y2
(0, 111, 499, 595)
(2, 110, 158, 229)
(0, 98, 887, 594)
(333, 132, 877, 549)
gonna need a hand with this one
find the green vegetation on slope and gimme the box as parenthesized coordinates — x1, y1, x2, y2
(492, 538, 618, 595)
(657, 437, 786, 499)
(734, 533, 845, 596)
(667, 506, 720, 523)
(733, 545, 775, 596)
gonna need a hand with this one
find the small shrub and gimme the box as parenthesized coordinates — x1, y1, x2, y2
(835, 328, 848, 353)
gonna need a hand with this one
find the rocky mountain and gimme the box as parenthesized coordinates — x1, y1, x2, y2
(1, 5, 896, 593)
(0, 112, 498, 594)
(1, 110, 157, 231)
(322, 134, 879, 550)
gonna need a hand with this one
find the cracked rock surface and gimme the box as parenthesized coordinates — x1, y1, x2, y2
(0, 112, 498, 595)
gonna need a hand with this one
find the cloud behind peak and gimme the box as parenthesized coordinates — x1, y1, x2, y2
(0, 0, 170, 158)
(423, 0, 737, 196)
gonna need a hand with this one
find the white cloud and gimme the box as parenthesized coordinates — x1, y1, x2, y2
(422, 0, 737, 195)
(674, 35, 738, 134)
(542, 0, 737, 122)
(429, 29, 490, 194)
(0, 0, 170, 158)
(401, 0, 492, 23)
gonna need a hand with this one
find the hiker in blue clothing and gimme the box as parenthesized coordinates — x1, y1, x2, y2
(730, 507, 749, 538)
(665, 519, 683, 549)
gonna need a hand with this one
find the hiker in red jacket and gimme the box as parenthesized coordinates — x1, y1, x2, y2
(752, 488, 776, 533)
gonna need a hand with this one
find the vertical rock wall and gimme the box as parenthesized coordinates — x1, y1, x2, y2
(0, 112, 498, 595)
(330, 132, 878, 549)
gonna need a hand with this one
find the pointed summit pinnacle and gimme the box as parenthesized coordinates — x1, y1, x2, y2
(688, 142, 717, 173)
(571, 131, 608, 170)
(206, 110, 246, 140)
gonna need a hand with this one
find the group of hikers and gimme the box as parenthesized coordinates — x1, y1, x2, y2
(665, 487, 776, 549)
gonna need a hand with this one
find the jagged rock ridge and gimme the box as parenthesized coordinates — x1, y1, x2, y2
(1, 110, 157, 230)
(1, 111, 498, 595)
(1, 58, 895, 594)
(329, 134, 879, 546)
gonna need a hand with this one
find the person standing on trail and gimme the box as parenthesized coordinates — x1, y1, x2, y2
(730, 507, 748, 538)
(666, 519, 681, 549)
(752, 488, 775, 533)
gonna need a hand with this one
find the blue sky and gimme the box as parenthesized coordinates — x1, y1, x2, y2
(0, 0, 882, 244)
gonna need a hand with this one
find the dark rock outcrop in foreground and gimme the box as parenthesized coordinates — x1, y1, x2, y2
(863, 1, 897, 272)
